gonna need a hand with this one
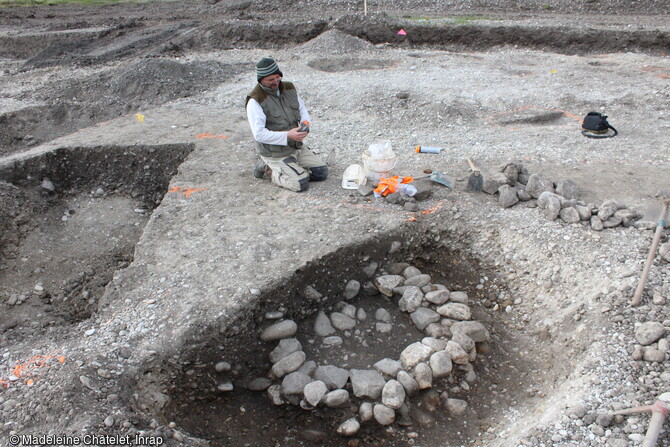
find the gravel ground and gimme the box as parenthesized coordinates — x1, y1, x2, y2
(1, 2, 670, 447)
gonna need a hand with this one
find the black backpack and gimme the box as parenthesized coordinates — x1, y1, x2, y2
(581, 112, 618, 138)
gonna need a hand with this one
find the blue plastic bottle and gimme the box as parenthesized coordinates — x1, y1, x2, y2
(415, 146, 442, 154)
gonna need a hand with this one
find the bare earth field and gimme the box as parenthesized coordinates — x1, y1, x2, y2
(1, 1, 669, 446)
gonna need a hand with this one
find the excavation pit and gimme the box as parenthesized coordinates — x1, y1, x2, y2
(0, 143, 193, 332)
(308, 57, 396, 73)
(161, 239, 545, 447)
(488, 107, 579, 130)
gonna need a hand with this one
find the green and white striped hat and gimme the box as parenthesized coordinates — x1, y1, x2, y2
(256, 57, 283, 81)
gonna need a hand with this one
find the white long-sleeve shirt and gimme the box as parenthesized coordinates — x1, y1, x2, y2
(246, 89, 311, 146)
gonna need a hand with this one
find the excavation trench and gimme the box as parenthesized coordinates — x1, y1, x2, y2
(155, 235, 550, 447)
(0, 143, 193, 332)
(1, 14, 667, 159)
(0, 59, 247, 157)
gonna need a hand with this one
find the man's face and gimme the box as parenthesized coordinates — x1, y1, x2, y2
(260, 74, 282, 91)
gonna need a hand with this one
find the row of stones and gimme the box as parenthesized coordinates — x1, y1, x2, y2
(251, 264, 490, 436)
(536, 194, 642, 231)
(486, 163, 651, 231)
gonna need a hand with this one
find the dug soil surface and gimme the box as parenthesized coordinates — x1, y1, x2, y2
(1, 1, 669, 447)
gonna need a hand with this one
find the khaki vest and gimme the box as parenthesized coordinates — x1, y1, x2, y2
(246, 81, 302, 158)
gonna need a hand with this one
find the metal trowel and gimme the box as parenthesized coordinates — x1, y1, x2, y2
(416, 171, 453, 188)
(326, 148, 336, 166)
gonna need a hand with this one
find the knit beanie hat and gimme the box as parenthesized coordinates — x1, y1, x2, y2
(256, 57, 283, 81)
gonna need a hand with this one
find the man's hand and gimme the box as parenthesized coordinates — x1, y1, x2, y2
(287, 127, 308, 142)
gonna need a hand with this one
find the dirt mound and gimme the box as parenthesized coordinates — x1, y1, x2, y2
(297, 29, 374, 54)
(332, 12, 403, 43)
(21, 21, 193, 69)
(330, 13, 670, 55)
(177, 20, 329, 52)
(40, 59, 244, 107)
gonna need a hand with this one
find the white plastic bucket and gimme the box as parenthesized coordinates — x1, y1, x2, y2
(362, 149, 397, 184)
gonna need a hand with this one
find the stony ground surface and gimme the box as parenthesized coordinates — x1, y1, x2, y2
(1, 1, 670, 446)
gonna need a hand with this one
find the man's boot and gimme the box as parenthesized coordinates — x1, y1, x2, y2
(253, 159, 271, 179)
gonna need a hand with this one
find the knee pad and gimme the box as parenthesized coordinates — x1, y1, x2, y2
(298, 177, 309, 192)
(309, 165, 328, 181)
(281, 157, 306, 177)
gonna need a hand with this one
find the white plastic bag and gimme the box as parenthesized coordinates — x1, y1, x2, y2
(398, 183, 417, 197)
(368, 140, 393, 158)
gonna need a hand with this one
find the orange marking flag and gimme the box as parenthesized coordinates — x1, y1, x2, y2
(196, 133, 229, 139)
(169, 186, 208, 198)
